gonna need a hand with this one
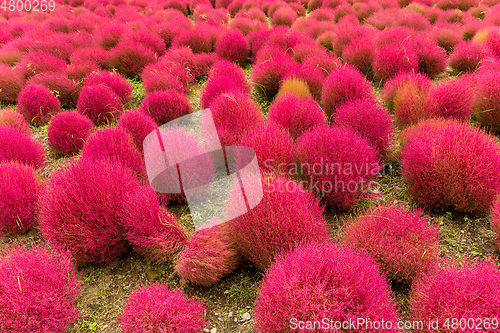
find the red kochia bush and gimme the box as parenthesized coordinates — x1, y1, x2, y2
(267, 94, 328, 140)
(333, 99, 394, 157)
(0, 163, 43, 237)
(108, 41, 157, 79)
(47, 112, 93, 156)
(139, 90, 192, 125)
(0, 108, 30, 134)
(18, 51, 67, 79)
(80, 127, 146, 181)
(427, 79, 474, 121)
(27, 72, 81, 109)
(17, 84, 62, 126)
(116, 110, 157, 152)
(227, 174, 330, 271)
(119, 186, 188, 263)
(209, 60, 251, 93)
(215, 29, 249, 64)
(200, 75, 248, 109)
(373, 44, 419, 82)
(0, 65, 23, 103)
(342, 37, 376, 77)
(401, 120, 500, 212)
(77, 84, 123, 125)
(409, 259, 500, 332)
(39, 158, 141, 265)
(0, 242, 81, 332)
(175, 223, 239, 287)
(0, 126, 45, 170)
(251, 55, 296, 101)
(321, 65, 375, 118)
(381, 72, 432, 112)
(83, 71, 132, 105)
(142, 71, 187, 95)
(120, 283, 208, 333)
(254, 243, 400, 332)
(473, 70, 500, 132)
(295, 126, 381, 210)
(344, 205, 441, 283)
(410, 37, 447, 78)
(449, 41, 491, 73)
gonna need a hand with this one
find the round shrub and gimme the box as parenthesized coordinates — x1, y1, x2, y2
(267, 94, 328, 140)
(410, 37, 447, 78)
(427, 79, 474, 121)
(0, 126, 45, 170)
(39, 158, 141, 265)
(83, 70, 132, 105)
(344, 205, 441, 283)
(120, 283, 208, 333)
(200, 75, 248, 109)
(108, 41, 157, 79)
(209, 60, 251, 93)
(18, 51, 67, 79)
(172, 28, 214, 54)
(399, 118, 456, 148)
(0, 241, 81, 332)
(276, 77, 312, 99)
(295, 126, 380, 209)
(271, 6, 298, 26)
(251, 55, 296, 101)
(116, 109, 157, 152)
(143, 71, 187, 95)
(65, 60, 101, 81)
(175, 223, 238, 287)
(214, 29, 249, 63)
(119, 186, 188, 264)
(282, 64, 324, 100)
(432, 26, 461, 53)
(209, 92, 265, 146)
(373, 44, 419, 82)
(473, 70, 500, 132)
(139, 90, 192, 125)
(302, 54, 342, 76)
(17, 84, 62, 126)
(401, 120, 500, 212)
(408, 258, 500, 331)
(254, 243, 400, 332)
(0, 65, 23, 104)
(342, 36, 376, 77)
(226, 174, 330, 271)
(321, 65, 375, 118)
(333, 99, 394, 157)
(77, 84, 123, 126)
(449, 41, 491, 73)
(47, 111, 93, 156)
(392, 74, 433, 127)
(80, 127, 146, 181)
(381, 72, 432, 112)
(0, 108, 30, 134)
(27, 72, 81, 109)
(0, 163, 43, 237)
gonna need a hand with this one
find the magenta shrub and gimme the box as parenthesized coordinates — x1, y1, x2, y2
(83, 70, 132, 105)
(0, 126, 45, 170)
(333, 99, 394, 157)
(17, 84, 61, 126)
(65, 60, 101, 81)
(0, 241, 81, 332)
(410, 37, 447, 78)
(143, 71, 187, 95)
(283, 63, 324, 101)
(342, 36, 376, 77)
(200, 75, 248, 109)
(321, 65, 375, 118)
(77, 84, 123, 125)
(80, 127, 146, 181)
(172, 28, 214, 54)
(381, 72, 432, 112)
(250, 54, 296, 101)
(294, 126, 380, 209)
(267, 94, 328, 140)
(116, 109, 157, 152)
(409, 258, 500, 332)
(302, 53, 342, 76)
(209, 60, 251, 93)
(392, 74, 434, 127)
(227, 174, 330, 271)
(373, 43, 419, 82)
(472, 70, 500, 132)
(215, 29, 250, 63)
(344, 205, 441, 282)
(27, 72, 81, 109)
(449, 41, 491, 73)
(119, 186, 188, 263)
(427, 79, 474, 121)
(69, 46, 109, 69)
(94, 22, 131, 50)
(39, 158, 141, 265)
(0, 163, 43, 237)
(108, 41, 157, 79)
(271, 6, 298, 26)
(432, 26, 461, 53)
(401, 120, 500, 212)
(0, 108, 31, 134)
(125, 29, 167, 57)
(254, 243, 400, 332)
(47, 111, 93, 156)
(139, 90, 192, 125)
(120, 283, 208, 333)
(175, 223, 239, 287)
(18, 51, 67, 79)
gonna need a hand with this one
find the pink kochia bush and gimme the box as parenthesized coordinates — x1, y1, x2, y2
(108, 41, 157, 79)
(343, 205, 441, 283)
(77, 84, 123, 125)
(215, 29, 250, 64)
(47, 112, 94, 155)
(139, 90, 192, 125)
(0, 163, 43, 237)
(116, 110, 157, 152)
(120, 283, 208, 333)
(254, 243, 400, 332)
(119, 186, 188, 264)
(373, 43, 419, 82)
(39, 158, 141, 265)
(200, 75, 248, 109)
(409, 258, 500, 332)
(0, 65, 23, 103)
(0, 108, 31, 134)
(0, 241, 81, 332)
(83, 70, 133, 105)
(401, 120, 500, 213)
(17, 84, 62, 126)
(449, 41, 491, 73)
(321, 65, 375, 118)
(27, 72, 81, 109)
(333, 99, 394, 157)
(427, 79, 474, 121)
(295, 126, 381, 210)
(473, 70, 500, 132)
(267, 94, 328, 140)
(226, 174, 330, 271)
(251, 55, 296, 101)
(175, 223, 239, 287)
(0, 126, 45, 170)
